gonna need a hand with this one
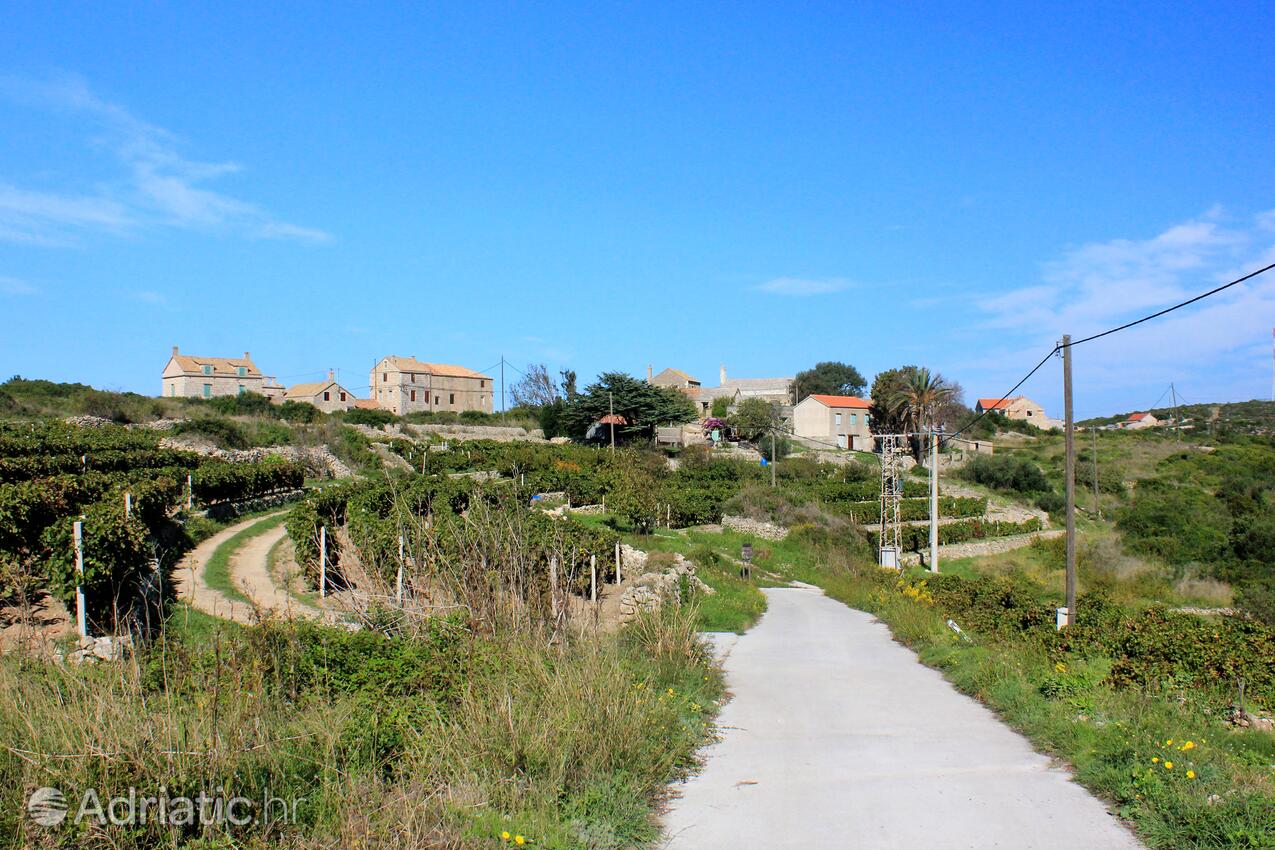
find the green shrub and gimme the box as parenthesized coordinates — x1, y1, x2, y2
(342, 407, 398, 427)
(962, 454, 1051, 494)
(1117, 483, 1232, 566)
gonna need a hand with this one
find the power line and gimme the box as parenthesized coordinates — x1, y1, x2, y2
(1065, 262, 1275, 348)
(944, 262, 1275, 447)
(943, 346, 1060, 446)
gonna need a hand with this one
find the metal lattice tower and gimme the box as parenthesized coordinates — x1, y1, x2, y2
(878, 434, 905, 568)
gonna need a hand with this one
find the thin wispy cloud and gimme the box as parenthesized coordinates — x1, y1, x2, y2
(969, 208, 1275, 404)
(753, 277, 852, 296)
(0, 275, 39, 295)
(0, 74, 329, 246)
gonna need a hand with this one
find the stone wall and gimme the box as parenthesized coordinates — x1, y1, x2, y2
(721, 514, 789, 541)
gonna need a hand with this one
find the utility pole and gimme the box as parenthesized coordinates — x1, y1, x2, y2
(1062, 335, 1076, 627)
(1091, 427, 1101, 521)
(929, 429, 939, 573)
(1170, 382, 1181, 445)
(500, 356, 506, 422)
(609, 391, 616, 453)
(319, 524, 327, 599)
(770, 428, 777, 488)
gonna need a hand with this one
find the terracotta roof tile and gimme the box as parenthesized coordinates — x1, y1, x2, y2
(807, 394, 871, 409)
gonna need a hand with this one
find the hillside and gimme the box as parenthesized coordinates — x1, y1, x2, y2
(1080, 397, 1275, 435)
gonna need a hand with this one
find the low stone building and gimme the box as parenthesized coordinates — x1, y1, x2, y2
(792, 394, 873, 450)
(161, 346, 265, 399)
(282, 372, 358, 413)
(975, 395, 1057, 429)
(1121, 411, 1160, 430)
(370, 356, 493, 416)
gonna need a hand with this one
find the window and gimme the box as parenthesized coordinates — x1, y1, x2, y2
(237, 366, 246, 377)
(434, 396, 440, 405)
(382, 373, 388, 383)
(323, 391, 331, 401)
(202, 383, 212, 398)
(340, 392, 347, 402)
(1026, 410, 1033, 416)
(449, 393, 455, 404)
(864, 412, 871, 422)
(480, 380, 485, 388)
(410, 390, 416, 402)
(238, 385, 245, 395)
(849, 413, 857, 425)
(410, 373, 416, 383)
(834, 413, 842, 426)
(202, 364, 212, 375)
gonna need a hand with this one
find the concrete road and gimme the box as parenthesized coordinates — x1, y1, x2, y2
(663, 586, 1143, 850)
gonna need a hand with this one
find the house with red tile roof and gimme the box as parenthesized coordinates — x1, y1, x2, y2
(793, 394, 873, 450)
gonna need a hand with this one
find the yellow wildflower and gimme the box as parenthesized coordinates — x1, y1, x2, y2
(1164, 761, 1173, 770)
(1182, 741, 1194, 751)
(1186, 770, 1196, 779)
(668, 688, 675, 696)
(1166, 739, 1173, 746)
(501, 832, 511, 841)
(1055, 662, 1067, 673)
(1152, 757, 1159, 763)
(515, 836, 526, 846)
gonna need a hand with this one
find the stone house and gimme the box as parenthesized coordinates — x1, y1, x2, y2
(161, 346, 266, 399)
(692, 365, 795, 416)
(648, 367, 701, 391)
(282, 372, 358, 413)
(975, 395, 1056, 428)
(1121, 411, 1160, 430)
(793, 394, 873, 450)
(370, 356, 493, 416)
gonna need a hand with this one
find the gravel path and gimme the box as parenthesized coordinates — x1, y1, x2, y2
(173, 513, 287, 624)
(663, 585, 1144, 850)
(229, 521, 328, 621)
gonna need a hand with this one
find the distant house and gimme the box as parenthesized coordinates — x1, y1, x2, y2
(648, 367, 701, 390)
(684, 364, 794, 415)
(1121, 411, 1160, 430)
(974, 395, 1057, 428)
(370, 356, 493, 416)
(282, 372, 357, 413)
(793, 394, 873, 450)
(162, 346, 265, 399)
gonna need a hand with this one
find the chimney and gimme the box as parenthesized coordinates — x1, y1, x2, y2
(720, 364, 727, 385)
(328, 369, 335, 382)
(172, 345, 179, 356)
(244, 351, 251, 360)
(647, 364, 653, 381)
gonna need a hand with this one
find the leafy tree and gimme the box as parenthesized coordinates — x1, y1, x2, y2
(794, 361, 866, 402)
(729, 398, 777, 442)
(889, 368, 955, 436)
(868, 365, 920, 435)
(560, 373, 696, 442)
(559, 369, 578, 400)
(509, 363, 560, 408)
(710, 396, 732, 417)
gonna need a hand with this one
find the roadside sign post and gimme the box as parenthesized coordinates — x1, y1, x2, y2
(741, 543, 753, 580)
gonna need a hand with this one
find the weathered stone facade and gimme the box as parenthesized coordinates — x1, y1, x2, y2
(370, 356, 493, 416)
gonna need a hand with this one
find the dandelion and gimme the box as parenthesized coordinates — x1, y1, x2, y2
(1055, 662, 1067, 673)
(1152, 757, 1159, 763)
(668, 688, 675, 696)
(1166, 739, 1173, 746)
(1186, 770, 1196, 779)
(515, 836, 526, 846)
(1164, 761, 1173, 770)
(1182, 741, 1195, 751)
(501, 832, 511, 841)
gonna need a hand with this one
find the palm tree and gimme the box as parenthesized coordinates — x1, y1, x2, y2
(888, 368, 954, 454)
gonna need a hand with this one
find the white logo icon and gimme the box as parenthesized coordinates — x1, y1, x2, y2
(28, 787, 68, 827)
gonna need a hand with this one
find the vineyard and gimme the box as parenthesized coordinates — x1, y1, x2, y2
(0, 422, 304, 631)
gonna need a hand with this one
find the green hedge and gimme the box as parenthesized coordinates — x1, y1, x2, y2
(837, 496, 987, 524)
(191, 458, 305, 504)
(866, 517, 1045, 552)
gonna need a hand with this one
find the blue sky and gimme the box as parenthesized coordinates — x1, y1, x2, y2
(2, 2, 1273, 418)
